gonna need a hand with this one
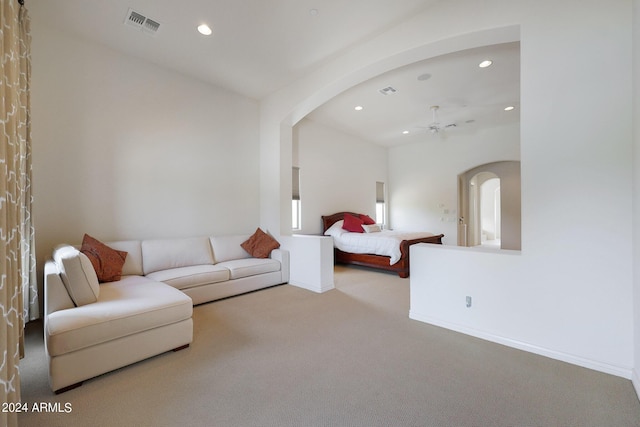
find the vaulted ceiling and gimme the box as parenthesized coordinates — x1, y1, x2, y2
(30, 0, 519, 147)
(307, 42, 520, 147)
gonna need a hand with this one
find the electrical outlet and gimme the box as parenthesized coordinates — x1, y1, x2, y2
(466, 296, 472, 308)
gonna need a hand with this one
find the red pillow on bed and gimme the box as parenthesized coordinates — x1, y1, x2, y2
(360, 214, 376, 225)
(342, 213, 365, 233)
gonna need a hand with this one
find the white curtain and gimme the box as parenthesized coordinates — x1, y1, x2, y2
(1, 1, 35, 426)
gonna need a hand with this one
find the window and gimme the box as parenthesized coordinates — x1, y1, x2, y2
(292, 167, 301, 230)
(376, 181, 385, 226)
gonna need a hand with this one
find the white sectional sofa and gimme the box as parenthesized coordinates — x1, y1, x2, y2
(44, 233, 289, 393)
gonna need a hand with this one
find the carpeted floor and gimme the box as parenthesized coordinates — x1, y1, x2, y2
(18, 266, 640, 426)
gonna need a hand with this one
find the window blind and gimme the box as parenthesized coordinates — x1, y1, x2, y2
(376, 181, 385, 203)
(292, 167, 301, 201)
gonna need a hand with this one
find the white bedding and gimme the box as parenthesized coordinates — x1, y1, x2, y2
(324, 220, 435, 265)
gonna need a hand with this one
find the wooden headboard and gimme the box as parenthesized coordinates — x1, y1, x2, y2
(321, 212, 361, 233)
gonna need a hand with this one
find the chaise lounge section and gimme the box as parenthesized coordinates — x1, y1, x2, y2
(44, 231, 289, 393)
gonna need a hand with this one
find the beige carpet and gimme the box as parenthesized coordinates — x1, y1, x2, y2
(19, 266, 640, 426)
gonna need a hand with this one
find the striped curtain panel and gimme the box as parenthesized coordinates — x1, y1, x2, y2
(1, 1, 35, 425)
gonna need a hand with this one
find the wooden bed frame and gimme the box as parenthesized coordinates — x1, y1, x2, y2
(321, 212, 443, 278)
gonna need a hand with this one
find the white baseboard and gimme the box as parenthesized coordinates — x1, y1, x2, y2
(632, 369, 640, 402)
(290, 280, 334, 294)
(410, 310, 633, 380)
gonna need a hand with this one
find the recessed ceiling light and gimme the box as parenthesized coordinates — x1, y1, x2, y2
(417, 73, 432, 81)
(309, 8, 319, 16)
(478, 60, 493, 68)
(504, 106, 515, 111)
(197, 24, 212, 36)
(354, 106, 363, 111)
(402, 130, 410, 135)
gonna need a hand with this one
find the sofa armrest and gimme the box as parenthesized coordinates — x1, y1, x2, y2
(44, 260, 75, 316)
(270, 249, 289, 283)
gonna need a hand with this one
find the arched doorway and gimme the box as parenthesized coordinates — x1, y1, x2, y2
(458, 161, 520, 250)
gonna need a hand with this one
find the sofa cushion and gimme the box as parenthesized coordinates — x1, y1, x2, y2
(217, 258, 281, 280)
(106, 240, 143, 276)
(210, 235, 251, 263)
(241, 228, 280, 258)
(145, 264, 230, 290)
(52, 245, 100, 307)
(142, 237, 214, 275)
(45, 276, 192, 357)
(80, 234, 128, 283)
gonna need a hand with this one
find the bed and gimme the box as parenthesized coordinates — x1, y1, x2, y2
(321, 212, 443, 278)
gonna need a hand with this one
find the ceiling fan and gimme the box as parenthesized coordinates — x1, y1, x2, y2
(427, 105, 457, 134)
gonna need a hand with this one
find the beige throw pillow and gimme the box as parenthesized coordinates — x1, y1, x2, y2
(53, 244, 100, 306)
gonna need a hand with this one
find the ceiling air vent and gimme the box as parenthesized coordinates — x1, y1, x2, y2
(124, 8, 161, 35)
(378, 86, 397, 95)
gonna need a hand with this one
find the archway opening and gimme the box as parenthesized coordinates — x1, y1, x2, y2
(458, 161, 520, 250)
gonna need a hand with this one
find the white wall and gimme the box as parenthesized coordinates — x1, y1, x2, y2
(31, 24, 260, 267)
(411, 243, 632, 378)
(407, 2, 634, 378)
(388, 123, 519, 245)
(260, 0, 635, 382)
(293, 118, 388, 235)
(281, 235, 335, 293)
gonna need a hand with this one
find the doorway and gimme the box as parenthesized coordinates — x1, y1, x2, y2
(457, 161, 521, 250)
(479, 176, 501, 247)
